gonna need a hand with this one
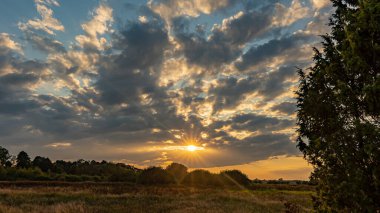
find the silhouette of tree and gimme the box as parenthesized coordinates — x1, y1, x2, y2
(296, 0, 380, 211)
(137, 167, 175, 185)
(16, 151, 31, 168)
(166, 162, 188, 183)
(0, 146, 11, 167)
(220, 170, 251, 186)
(32, 156, 53, 172)
(182, 169, 222, 187)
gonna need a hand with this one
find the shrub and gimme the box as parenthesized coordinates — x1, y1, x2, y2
(108, 169, 137, 182)
(137, 167, 175, 185)
(166, 163, 188, 183)
(220, 170, 251, 187)
(182, 169, 223, 187)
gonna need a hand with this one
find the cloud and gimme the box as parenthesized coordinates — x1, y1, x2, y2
(272, 0, 310, 27)
(173, 8, 273, 68)
(271, 102, 297, 115)
(211, 113, 294, 133)
(236, 32, 314, 71)
(75, 3, 113, 51)
(149, 0, 236, 21)
(208, 65, 301, 113)
(0, 33, 22, 53)
(311, 0, 331, 10)
(23, 31, 66, 53)
(45, 142, 71, 148)
(96, 20, 169, 105)
(18, 1, 64, 35)
(305, 10, 332, 35)
(34, 0, 60, 6)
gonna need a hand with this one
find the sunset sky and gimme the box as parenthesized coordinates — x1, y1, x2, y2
(0, 0, 333, 179)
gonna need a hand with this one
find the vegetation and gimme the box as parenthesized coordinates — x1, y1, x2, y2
(0, 181, 314, 213)
(296, 0, 380, 211)
(0, 145, 307, 189)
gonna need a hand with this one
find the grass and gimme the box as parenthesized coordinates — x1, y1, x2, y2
(0, 182, 314, 213)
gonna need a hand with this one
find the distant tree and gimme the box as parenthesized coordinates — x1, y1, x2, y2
(166, 163, 188, 183)
(296, 0, 380, 211)
(137, 167, 175, 185)
(16, 151, 31, 168)
(182, 169, 222, 187)
(0, 146, 11, 167)
(220, 170, 251, 187)
(108, 169, 137, 182)
(32, 156, 53, 172)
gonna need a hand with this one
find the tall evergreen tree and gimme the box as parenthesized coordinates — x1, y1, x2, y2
(296, 0, 379, 211)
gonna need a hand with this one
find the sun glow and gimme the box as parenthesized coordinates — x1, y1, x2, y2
(186, 145, 200, 152)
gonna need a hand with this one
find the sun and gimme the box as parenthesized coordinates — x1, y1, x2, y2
(184, 145, 204, 152)
(186, 145, 198, 152)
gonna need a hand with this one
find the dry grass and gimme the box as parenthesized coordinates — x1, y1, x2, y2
(0, 182, 314, 213)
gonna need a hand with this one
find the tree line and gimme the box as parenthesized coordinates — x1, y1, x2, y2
(0, 146, 253, 187)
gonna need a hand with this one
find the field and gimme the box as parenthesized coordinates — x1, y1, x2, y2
(0, 182, 314, 213)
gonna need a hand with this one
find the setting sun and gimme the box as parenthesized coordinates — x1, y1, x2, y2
(185, 145, 204, 152)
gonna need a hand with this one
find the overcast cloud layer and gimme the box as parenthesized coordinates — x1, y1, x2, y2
(0, 0, 332, 168)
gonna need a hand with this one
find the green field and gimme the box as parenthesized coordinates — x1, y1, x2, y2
(0, 182, 314, 213)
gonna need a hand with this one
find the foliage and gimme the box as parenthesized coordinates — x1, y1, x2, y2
(296, 0, 380, 211)
(0, 145, 257, 188)
(108, 169, 137, 182)
(0, 167, 51, 181)
(32, 156, 53, 172)
(220, 170, 251, 187)
(182, 169, 223, 187)
(16, 151, 31, 168)
(137, 167, 176, 185)
(165, 162, 188, 183)
(0, 146, 11, 167)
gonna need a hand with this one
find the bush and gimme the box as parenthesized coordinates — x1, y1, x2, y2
(182, 169, 223, 187)
(166, 163, 188, 183)
(0, 167, 51, 181)
(108, 169, 137, 182)
(220, 170, 251, 187)
(137, 167, 175, 185)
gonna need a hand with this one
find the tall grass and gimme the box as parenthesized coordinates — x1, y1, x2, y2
(0, 182, 313, 213)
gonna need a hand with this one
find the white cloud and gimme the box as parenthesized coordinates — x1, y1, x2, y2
(272, 0, 310, 27)
(75, 4, 113, 50)
(0, 33, 22, 52)
(305, 11, 332, 35)
(45, 142, 72, 148)
(149, 0, 230, 22)
(311, 0, 331, 9)
(34, 0, 60, 6)
(18, 1, 64, 35)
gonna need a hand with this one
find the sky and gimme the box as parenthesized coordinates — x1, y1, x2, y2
(0, 0, 333, 179)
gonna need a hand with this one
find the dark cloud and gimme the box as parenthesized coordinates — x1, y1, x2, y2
(96, 20, 169, 105)
(271, 101, 297, 115)
(208, 76, 259, 113)
(191, 133, 299, 167)
(210, 113, 294, 134)
(236, 33, 314, 71)
(208, 65, 300, 113)
(173, 8, 274, 68)
(0, 45, 44, 115)
(257, 65, 298, 100)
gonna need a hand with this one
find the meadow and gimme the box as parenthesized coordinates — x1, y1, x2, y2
(0, 182, 314, 213)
